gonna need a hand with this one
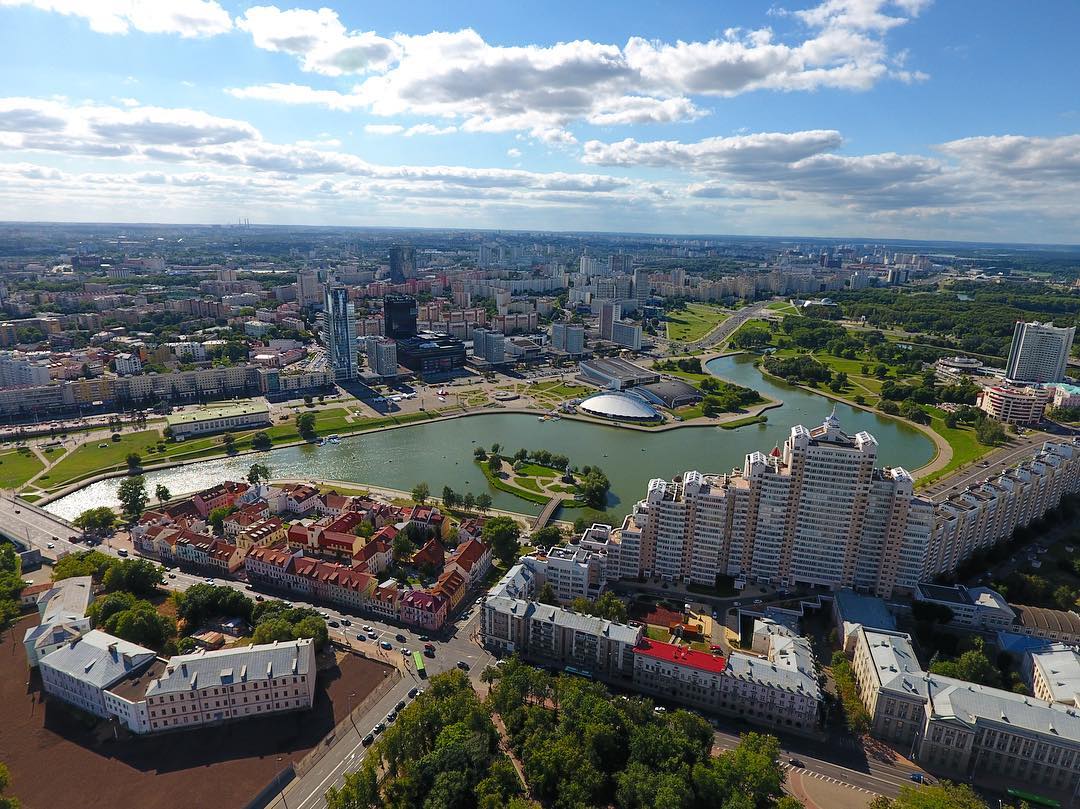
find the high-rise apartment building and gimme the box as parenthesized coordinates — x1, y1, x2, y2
(383, 294, 418, 339)
(389, 244, 416, 283)
(1005, 321, 1074, 383)
(609, 254, 632, 274)
(322, 285, 356, 381)
(611, 320, 643, 350)
(634, 269, 650, 303)
(296, 268, 321, 307)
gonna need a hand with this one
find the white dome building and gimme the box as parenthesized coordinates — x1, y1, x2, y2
(578, 391, 662, 423)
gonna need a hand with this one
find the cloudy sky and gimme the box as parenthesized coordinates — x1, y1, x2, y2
(0, 0, 1078, 242)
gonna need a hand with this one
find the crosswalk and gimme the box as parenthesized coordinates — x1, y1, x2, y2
(781, 762, 880, 797)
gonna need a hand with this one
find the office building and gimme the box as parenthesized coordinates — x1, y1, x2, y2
(611, 320, 643, 350)
(396, 331, 467, 377)
(550, 322, 584, 356)
(165, 401, 271, 440)
(383, 293, 418, 339)
(23, 576, 94, 667)
(366, 337, 398, 378)
(913, 583, 1016, 630)
(1028, 645, 1080, 707)
(471, 327, 505, 365)
(978, 384, 1050, 424)
(851, 626, 1080, 796)
(322, 285, 357, 381)
(598, 300, 620, 341)
(1005, 321, 1074, 383)
(0, 351, 51, 387)
(39, 630, 157, 721)
(389, 244, 416, 283)
(634, 269, 650, 303)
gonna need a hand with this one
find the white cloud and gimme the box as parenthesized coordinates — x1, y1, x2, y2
(0, 0, 232, 37)
(236, 6, 399, 76)
(364, 124, 404, 135)
(228, 0, 925, 136)
(937, 134, 1080, 181)
(404, 123, 457, 137)
(507, 148, 522, 158)
(582, 130, 845, 170)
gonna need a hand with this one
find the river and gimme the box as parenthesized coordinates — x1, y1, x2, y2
(43, 354, 935, 521)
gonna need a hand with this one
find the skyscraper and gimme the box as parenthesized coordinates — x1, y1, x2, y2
(1004, 320, 1074, 383)
(383, 294, 418, 339)
(550, 322, 585, 355)
(634, 269, 650, 303)
(598, 300, 621, 341)
(471, 327, 506, 364)
(322, 285, 356, 381)
(296, 268, 321, 307)
(389, 244, 416, 283)
(365, 337, 398, 378)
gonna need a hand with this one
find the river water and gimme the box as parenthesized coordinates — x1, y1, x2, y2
(44, 354, 935, 521)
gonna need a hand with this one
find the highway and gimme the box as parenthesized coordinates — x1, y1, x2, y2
(0, 492, 81, 557)
(921, 430, 1055, 502)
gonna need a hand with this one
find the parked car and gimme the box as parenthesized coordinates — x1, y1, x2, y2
(328, 621, 340, 628)
(117, 549, 128, 557)
(395, 633, 407, 643)
(356, 633, 365, 641)
(787, 758, 804, 768)
(396, 700, 406, 711)
(909, 773, 925, 784)
(408, 687, 419, 698)
(380, 640, 393, 650)
(362, 734, 374, 746)
(456, 660, 470, 671)
(424, 643, 435, 652)
(373, 722, 384, 733)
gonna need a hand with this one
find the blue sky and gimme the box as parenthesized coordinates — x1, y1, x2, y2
(0, 0, 1078, 242)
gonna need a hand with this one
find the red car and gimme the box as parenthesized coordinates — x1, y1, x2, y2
(709, 645, 723, 652)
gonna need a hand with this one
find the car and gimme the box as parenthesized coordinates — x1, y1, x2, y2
(753, 598, 763, 604)
(368, 631, 378, 639)
(362, 625, 372, 632)
(386, 712, 396, 723)
(380, 641, 393, 650)
(424, 643, 435, 652)
(362, 734, 374, 746)
(733, 601, 741, 607)
(373, 722, 384, 733)
(653, 706, 667, 714)
(709, 644, 723, 652)
(328, 621, 340, 628)
(408, 688, 419, 698)
(98, 442, 109, 448)
(204, 578, 214, 584)
(117, 549, 128, 557)
(908, 773, 925, 784)
(456, 660, 470, 671)
(787, 758, 804, 768)
(51, 535, 59, 541)
(418, 635, 429, 641)
(424, 648, 435, 658)
(12, 508, 19, 514)
(255, 595, 264, 601)
(395, 633, 407, 642)
(168, 573, 176, 579)
(46, 542, 55, 549)
(400, 647, 409, 655)
(355, 633, 366, 641)
(319, 612, 330, 619)
(341, 618, 351, 626)
(396, 700, 406, 711)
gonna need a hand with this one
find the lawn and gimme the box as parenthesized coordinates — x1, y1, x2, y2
(645, 626, 670, 642)
(723, 317, 774, 348)
(765, 301, 800, 315)
(0, 449, 44, 489)
(917, 408, 997, 484)
(518, 462, 563, 478)
(40, 429, 163, 489)
(514, 477, 544, 493)
(665, 303, 728, 343)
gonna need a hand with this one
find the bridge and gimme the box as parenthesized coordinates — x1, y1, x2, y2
(0, 495, 80, 560)
(531, 493, 569, 531)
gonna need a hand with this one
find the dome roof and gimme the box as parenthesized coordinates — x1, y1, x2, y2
(579, 391, 661, 422)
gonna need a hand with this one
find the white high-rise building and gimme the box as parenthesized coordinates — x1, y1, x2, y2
(611, 320, 643, 351)
(550, 322, 584, 355)
(471, 327, 506, 364)
(634, 269, 650, 303)
(322, 285, 357, 381)
(1005, 321, 1074, 383)
(296, 268, 321, 307)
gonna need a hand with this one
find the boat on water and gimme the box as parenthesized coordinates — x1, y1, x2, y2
(328, 434, 341, 444)
(538, 415, 548, 421)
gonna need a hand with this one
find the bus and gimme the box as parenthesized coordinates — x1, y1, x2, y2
(563, 666, 593, 679)
(1006, 788, 1060, 808)
(412, 651, 427, 678)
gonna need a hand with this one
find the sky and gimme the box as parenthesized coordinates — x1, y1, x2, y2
(0, 0, 1078, 243)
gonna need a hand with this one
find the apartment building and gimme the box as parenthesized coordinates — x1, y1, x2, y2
(978, 384, 1051, 425)
(523, 546, 607, 604)
(39, 630, 157, 720)
(1029, 645, 1080, 707)
(605, 419, 1080, 598)
(851, 626, 1080, 795)
(1005, 321, 1075, 384)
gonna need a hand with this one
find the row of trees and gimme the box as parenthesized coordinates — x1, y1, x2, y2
(536, 588, 628, 623)
(0, 546, 24, 633)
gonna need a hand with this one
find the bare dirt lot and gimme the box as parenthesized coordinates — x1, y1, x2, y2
(1, 617, 394, 809)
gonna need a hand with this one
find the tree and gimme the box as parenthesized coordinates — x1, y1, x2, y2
(253, 617, 295, 645)
(102, 559, 162, 597)
(74, 506, 117, 534)
(976, 419, 1006, 446)
(577, 467, 611, 510)
(104, 601, 175, 649)
(441, 486, 458, 509)
(593, 591, 628, 623)
(221, 432, 236, 452)
(208, 506, 234, 536)
(929, 637, 1002, 688)
(537, 581, 558, 605)
(0, 761, 21, 809)
(868, 781, 987, 809)
(117, 475, 148, 522)
(462, 492, 476, 513)
(473, 446, 488, 461)
(475, 493, 492, 513)
(327, 761, 379, 809)
(153, 484, 171, 505)
(943, 411, 958, 429)
(482, 516, 521, 564)
(246, 463, 271, 486)
(251, 431, 273, 451)
(174, 583, 254, 629)
(490, 443, 501, 455)
(125, 452, 142, 471)
(392, 532, 413, 561)
(297, 411, 317, 439)
(486, 454, 502, 474)
(412, 481, 430, 505)
(531, 525, 562, 550)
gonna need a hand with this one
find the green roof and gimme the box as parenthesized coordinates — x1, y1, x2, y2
(166, 401, 269, 426)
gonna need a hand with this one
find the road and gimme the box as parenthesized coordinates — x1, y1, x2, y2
(0, 493, 81, 557)
(920, 431, 1052, 502)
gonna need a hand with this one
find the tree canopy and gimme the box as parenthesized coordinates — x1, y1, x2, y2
(117, 475, 148, 522)
(482, 516, 522, 565)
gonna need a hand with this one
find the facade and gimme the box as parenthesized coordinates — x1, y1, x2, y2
(23, 575, 94, 666)
(598, 301, 620, 341)
(383, 294, 418, 339)
(1029, 645, 1080, 707)
(851, 626, 1080, 795)
(323, 285, 357, 381)
(978, 383, 1050, 424)
(296, 268, 321, 306)
(1005, 321, 1075, 384)
(611, 320, 643, 350)
(365, 337, 398, 377)
(524, 546, 607, 603)
(166, 401, 270, 440)
(396, 331, 467, 376)
(388, 244, 416, 283)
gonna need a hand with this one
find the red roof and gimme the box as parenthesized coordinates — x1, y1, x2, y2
(325, 511, 364, 534)
(449, 538, 489, 572)
(411, 538, 445, 568)
(633, 640, 726, 673)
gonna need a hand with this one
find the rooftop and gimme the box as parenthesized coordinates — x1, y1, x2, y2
(166, 401, 269, 426)
(146, 638, 314, 696)
(1013, 604, 1080, 636)
(39, 630, 156, 690)
(633, 639, 726, 673)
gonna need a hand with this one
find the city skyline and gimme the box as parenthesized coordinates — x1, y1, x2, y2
(0, 1, 1078, 242)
